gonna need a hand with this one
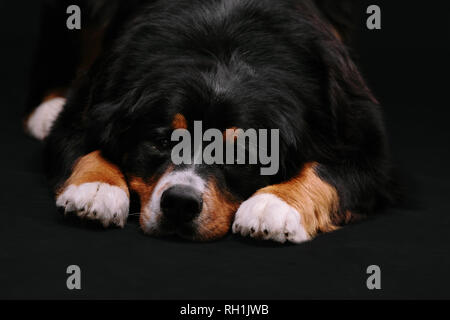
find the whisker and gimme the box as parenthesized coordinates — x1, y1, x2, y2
(128, 212, 141, 216)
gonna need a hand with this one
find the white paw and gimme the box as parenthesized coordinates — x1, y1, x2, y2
(56, 182, 129, 228)
(232, 193, 309, 243)
(26, 97, 66, 140)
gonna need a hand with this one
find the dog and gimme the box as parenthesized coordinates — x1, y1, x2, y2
(25, 0, 394, 243)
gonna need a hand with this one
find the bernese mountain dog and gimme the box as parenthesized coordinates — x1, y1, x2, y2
(25, 0, 394, 243)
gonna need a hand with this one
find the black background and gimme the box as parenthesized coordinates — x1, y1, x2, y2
(0, 1, 449, 299)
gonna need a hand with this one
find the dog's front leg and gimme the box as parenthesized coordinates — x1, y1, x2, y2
(232, 162, 347, 243)
(56, 151, 130, 228)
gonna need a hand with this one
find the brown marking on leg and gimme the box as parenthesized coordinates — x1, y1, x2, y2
(59, 151, 128, 196)
(196, 178, 241, 241)
(42, 88, 67, 101)
(172, 113, 188, 130)
(256, 162, 343, 238)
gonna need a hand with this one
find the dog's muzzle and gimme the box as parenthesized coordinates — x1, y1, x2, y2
(160, 184, 203, 225)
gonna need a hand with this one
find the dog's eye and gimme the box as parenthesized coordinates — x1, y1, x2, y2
(155, 137, 170, 150)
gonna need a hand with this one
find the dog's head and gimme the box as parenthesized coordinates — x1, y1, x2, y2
(92, 70, 285, 241)
(86, 0, 375, 240)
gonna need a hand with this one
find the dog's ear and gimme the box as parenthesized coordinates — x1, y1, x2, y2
(316, 33, 376, 110)
(292, 0, 381, 145)
(312, 0, 357, 44)
(314, 34, 387, 159)
(87, 87, 143, 156)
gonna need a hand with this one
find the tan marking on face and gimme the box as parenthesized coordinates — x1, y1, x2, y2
(223, 127, 240, 142)
(129, 166, 174, 205)
(195, 178, 241, 241)
(172, 113, 188, 130)
(58, 151, 128, 196)
(129, 177, 158, 208)
(129, 176, 159, 227)
(133, 166, 173, 228)
(256, 162, 347, 237)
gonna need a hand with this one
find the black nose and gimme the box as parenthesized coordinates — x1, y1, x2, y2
(160, 185, 203, 223)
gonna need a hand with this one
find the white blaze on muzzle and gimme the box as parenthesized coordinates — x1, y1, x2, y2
(141, 169, 206, 234)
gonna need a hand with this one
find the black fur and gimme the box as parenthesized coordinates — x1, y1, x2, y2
(40, 0, 394, 220)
